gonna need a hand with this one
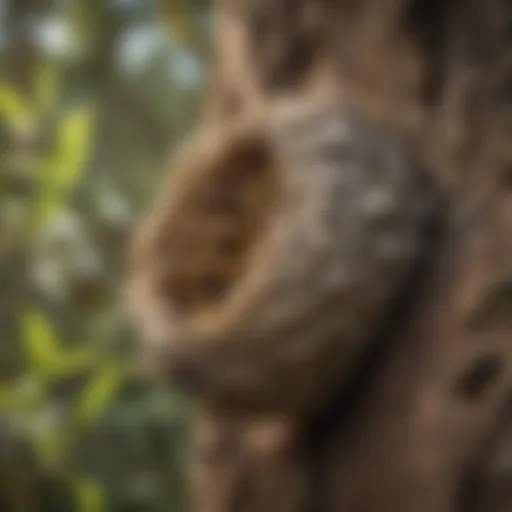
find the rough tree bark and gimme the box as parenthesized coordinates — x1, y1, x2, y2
(188, 0, 512, 510)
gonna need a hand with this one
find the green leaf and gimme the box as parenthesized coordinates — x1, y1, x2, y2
(21, 310, 62, 378)
(19, 312, 102, 383)
(0, 81, 32, 130)
(75, 363, 124, 425)
(52, 106, 93, 186)
(34, 63, 59, 113)
(72, 475, 106, 512)
(36, 106, 94, 226)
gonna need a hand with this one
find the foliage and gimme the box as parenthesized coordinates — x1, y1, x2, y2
(0, 1, 205, 510)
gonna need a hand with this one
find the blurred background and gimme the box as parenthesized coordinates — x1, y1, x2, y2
(0, 1, 210, 510)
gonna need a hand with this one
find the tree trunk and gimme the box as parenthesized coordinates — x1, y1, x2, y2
(190, 0, 512, 510)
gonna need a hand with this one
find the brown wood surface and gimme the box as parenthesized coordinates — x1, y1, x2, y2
(187, 1, 512, 510)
